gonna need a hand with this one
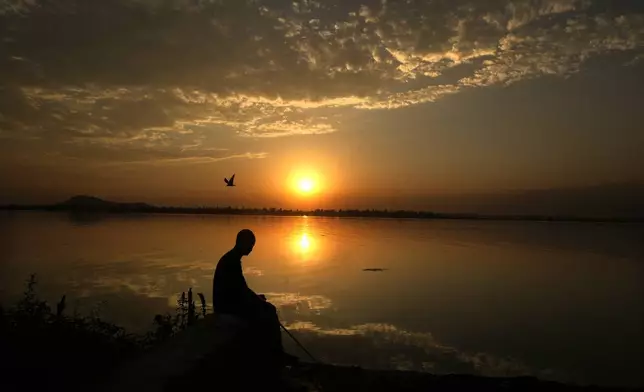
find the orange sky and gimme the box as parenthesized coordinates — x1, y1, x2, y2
(1, 1, 644, 215)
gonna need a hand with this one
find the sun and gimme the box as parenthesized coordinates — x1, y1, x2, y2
(297, 178, 315, 194)
(285, 167, 327, 198)
(289, 169, 321, 196)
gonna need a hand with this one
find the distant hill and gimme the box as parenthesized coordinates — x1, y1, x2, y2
(56, 195, 154, 211)
(59, 195, 114, 207)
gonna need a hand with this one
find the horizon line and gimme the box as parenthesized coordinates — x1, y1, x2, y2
(1, 196, 643, 223)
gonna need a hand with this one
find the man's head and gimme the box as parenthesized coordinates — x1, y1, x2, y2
(234, 229, 256, 256)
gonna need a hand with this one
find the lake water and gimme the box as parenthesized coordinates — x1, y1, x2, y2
(1, 211, 643, 387)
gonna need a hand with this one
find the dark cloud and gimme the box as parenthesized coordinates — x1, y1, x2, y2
(0, 0, 643, 163)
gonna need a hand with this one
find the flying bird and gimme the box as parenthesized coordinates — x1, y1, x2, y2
(224, 174, 236, 187)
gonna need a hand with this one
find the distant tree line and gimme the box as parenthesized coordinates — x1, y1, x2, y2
(1, 202, 641, 222)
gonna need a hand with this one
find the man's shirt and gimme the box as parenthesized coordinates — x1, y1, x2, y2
(212, 249, 260, 316)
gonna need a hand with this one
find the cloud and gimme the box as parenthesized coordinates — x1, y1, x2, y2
(264, 292, 333, 312)
(0, 0, 643, 162)
(280, 320, 557, 379)
(46, 146, 269, 167)
(103, 151, 269, 166)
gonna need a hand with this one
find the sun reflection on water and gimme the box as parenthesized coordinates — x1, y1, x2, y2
(298, 233, 311, 252)
(282, 216, 337, 265)
(288, 217, 321, 263)
(292, 230, 317, 262)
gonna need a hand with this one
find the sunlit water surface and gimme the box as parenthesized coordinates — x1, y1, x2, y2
(1, 212, 643, 387)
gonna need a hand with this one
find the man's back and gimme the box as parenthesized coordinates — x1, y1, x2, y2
(212, 249, 257, 316)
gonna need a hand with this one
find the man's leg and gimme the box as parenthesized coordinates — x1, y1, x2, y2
(258, 302, 283, 352)
(258, 302, 299, 365)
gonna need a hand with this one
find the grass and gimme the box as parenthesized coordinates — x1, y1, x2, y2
(0, 274, 205, 392)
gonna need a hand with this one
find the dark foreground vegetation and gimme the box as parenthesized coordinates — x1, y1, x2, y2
(0, 275, 204, 392)
(1, 275, 641, 392)
(2, 195, 642, 223)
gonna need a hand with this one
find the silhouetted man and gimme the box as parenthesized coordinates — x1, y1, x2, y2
(212, 229, 298, 367)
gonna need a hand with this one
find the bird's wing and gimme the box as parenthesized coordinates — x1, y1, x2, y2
(230, 174, 235, 184)
(224, 178, 229, 184)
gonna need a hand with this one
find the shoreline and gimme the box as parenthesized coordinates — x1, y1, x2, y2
(2, 205, 643, 224)
(110, 313, 642, 392)
(3, 277, 642, 392)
